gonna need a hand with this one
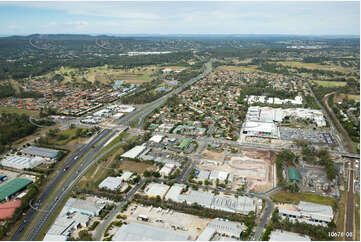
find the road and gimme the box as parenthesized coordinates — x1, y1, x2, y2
(93, 179, 146, 241)
(11, 128, 112, 240)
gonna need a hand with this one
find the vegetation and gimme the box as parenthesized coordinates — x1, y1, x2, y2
(270, 190, 337, 207)
(0, 113, 37, 153)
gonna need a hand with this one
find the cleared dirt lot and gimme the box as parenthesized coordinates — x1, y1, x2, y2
(199, 149, 275, 193)
(122, 203, 209, 240)
(201, 150, 224, 161)
(117, 160, 157, 174)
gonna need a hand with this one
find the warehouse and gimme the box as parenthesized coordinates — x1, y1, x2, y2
(269, 230, 310, 241)
(144, 183, 170, 199)
(112, 222, 190, 241)
(65, 197, 106, 216)
(165, 183, 186, 202)
(277, 201, 333, 227)
(98, 177, 124, 191)
(159, 163, 176, 176)
(1, 155, 45, 169)
(0, 200, 21, 220)
(209, 170, 229, 181)
(178, 190, 256, 215)
(22, 146, 59, 159)
(197, 227, 216, 241)
(241, 121, 279, 139)
(121, 145, 147, 159)
(195, 169, 210, 181)
(149, 135, 163, 143)
(207, 218, 246, 238)
(119, 171, 134, 181)
(0, 177, 32, 202)
(288, 168, 301, 183)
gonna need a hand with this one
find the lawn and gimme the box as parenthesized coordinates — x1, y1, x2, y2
(215, 65, 258, 73)
(0, 106, 40, 118)
(47, 127, 89, 146)
(117, 160, 157, 174)
(334, 93, 360, 102)
(311, 80, 347, 87)
(270, 191, 337, 207)
(277, 61, 354, 73)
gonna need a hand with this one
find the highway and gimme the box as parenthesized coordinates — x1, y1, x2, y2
(11, 128, 112, 240)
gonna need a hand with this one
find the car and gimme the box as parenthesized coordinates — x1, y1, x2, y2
(64, 166, 70, 171)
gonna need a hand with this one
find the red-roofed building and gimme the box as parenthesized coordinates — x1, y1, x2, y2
(0, 200, 21, 220)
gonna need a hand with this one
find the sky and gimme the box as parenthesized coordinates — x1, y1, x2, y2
(0, 1, 359, 36)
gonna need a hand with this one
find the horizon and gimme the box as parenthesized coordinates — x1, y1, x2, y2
(0, 1, 359, 36)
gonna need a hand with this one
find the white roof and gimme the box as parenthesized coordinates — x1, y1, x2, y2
(1, 155, 45, 169)
(113, 222, 189, 241)
(270, 230, 311, 241)
(64, 197, 105, 215)
(121, 145, 147, 159)
(98, 177, 124, 191)
(145, 183, 170, 198)
(165, 184, 186, 202)
(119, 171, 133, 181)
(298, 201, 333, 222)
(149, 135, 163, 143)
(197, 170, 210, 180)
(178, 190, 214, 207)
(197, 227, 216, 241)
(208, 218, 246, 237)
(43, 234, 68, 241)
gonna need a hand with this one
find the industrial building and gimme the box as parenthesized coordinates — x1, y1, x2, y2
(159, 163, 176, 176)
(269, 230, 311, 241)
(195, 169, 210, 181)
(246, 95, 303, 106)
(112, 222, 190, 241)
(44, 197, 107, 240)
(98, 177, 125, 191)
(1, 155, 45, 169)
(0, 200, 21, 220)
(119, 171, 134, 181)
(121, 145, 147, 159)
(178, 190, 256, 215)
(144, 183, 170, 199)
(241, 106, 327, 139)
(277, 201, 333, 227)
(288, 168, 301, 183)
(149, 135, 163, 143)
(209, 170, 229, 181)
(164, 183, 186, 202)
(22, 146, 59, 159)
(0, 177, 32, 202)
(208, 218, 246, 238)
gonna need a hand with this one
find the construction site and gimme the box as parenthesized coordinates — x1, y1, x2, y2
(198, 149, 275, 193)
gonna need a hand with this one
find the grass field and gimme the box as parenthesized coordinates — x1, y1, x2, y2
(42, 65, 160, 85)
(334, 93, 360, 102)
(0, 106, 40, 118)
(47, 127, 88, 146)
(215, 65, 258, 73)
(311, 80, 347, 87)
(117, 160, 157, 174)
(277, 61, 355, 73)
(270, 191, 337, 207)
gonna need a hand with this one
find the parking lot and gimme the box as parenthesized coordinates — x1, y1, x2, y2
(122, 203, 209, 240)
(280, 127, 335, 145)
(0, 169, 20, 185)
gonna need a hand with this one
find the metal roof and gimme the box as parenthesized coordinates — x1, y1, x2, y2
(197, 226, 216, 241)
(0, 178, 32, 202)
(270, 230, 310, 241)
(112, 222, 190, 241)
(22, 146, 59, 158)
(179, 138, 191, 149)
(121, 145, 147, 159)
(288, 168, 301, 182)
